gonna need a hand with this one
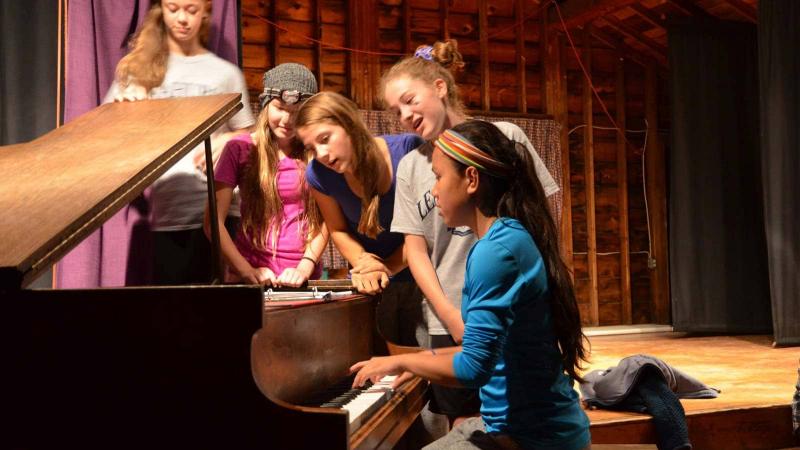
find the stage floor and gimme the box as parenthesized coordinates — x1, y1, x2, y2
(581, 332, 798, 449)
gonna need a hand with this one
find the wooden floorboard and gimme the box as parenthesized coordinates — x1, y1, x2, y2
(581, 333, 798, 449)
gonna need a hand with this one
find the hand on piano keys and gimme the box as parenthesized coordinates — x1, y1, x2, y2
(330, 375, 395, 430)
(302, 374, 398, 432)
(350, 356, 413, 390)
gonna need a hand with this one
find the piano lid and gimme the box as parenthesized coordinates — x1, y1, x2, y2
(0, 94, 242, 290)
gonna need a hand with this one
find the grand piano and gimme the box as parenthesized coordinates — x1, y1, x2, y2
(0, 94, 426, 449)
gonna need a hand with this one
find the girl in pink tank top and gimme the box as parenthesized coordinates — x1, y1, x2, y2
(204, 63, 328, 286)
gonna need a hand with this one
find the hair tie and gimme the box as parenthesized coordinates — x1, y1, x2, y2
(414, 45, 434, 61)
(434, 130, 512, 178)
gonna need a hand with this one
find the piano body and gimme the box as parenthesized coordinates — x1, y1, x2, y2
(0, 95, 426, 449)
(254, 294, 428, 449)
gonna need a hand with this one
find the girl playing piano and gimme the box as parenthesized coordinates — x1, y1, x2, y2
(295, 91, 424, 346)
(203, 63, 327, 287)
(351, 120, 591, 450)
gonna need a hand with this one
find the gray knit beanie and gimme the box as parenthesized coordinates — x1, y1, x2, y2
(258, 63, 318, 109)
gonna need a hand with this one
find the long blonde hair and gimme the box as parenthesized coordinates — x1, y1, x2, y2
(240, 108, 322, 252)
(295, 92, 386, 239)
(379, 39, 466, 114)
(115, 0, 212, 91)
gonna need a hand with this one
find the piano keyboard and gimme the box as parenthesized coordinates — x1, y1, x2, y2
(341, 375, 396, 431)
(302, 375, 397, 432)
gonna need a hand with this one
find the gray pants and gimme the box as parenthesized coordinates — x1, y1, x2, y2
(422, 417, 521, 450)
(423, 417, 592, 450)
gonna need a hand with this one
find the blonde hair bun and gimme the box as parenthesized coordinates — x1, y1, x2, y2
(431, 39, 465, 74)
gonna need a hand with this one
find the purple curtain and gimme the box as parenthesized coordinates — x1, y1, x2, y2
(56, 0, 240, 288)
(208, 0, 239, 66)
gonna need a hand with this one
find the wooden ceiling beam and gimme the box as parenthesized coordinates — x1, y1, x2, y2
(548, 0, 640, 33)
(725, 0, 758, 23)
(600, 15, 667, 65)
(629, 3, 668, 30)
(666, 0, 715, 19)
(590, 26, 658, 70)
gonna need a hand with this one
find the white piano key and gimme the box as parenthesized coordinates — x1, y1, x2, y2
(344, 375, 397, 431)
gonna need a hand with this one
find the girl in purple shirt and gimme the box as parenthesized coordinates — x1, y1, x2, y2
(203, 63, 328, 286)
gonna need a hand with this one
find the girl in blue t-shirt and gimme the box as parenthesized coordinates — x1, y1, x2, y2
(350, 120, 591, 450)
(295, 91, 425, 345)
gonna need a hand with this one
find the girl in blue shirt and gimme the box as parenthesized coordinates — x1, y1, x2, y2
(295, 91, 425, 346)
(351, 120, 591, 449)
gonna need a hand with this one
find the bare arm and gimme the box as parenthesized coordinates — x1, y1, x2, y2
(276, 223, 330, 287)
(203, 183, 274, 285)
(380, 243, 408, 276)
(312, 188, 367, 265)
(312, 188, 389, 294)
(352, 241, 407, 278)
(303, 222, 330, 267)
(405, 234, 464, 342)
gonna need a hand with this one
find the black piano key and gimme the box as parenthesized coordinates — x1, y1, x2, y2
(300, 375, 353, 406)
(301, 375, 375, 409)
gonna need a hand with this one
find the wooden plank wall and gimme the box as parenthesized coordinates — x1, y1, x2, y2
(566, 36, 654, 326)
(241, 0, 350, 110)
(239, 0, 670, 326)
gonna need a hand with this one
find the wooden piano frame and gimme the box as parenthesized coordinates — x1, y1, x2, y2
(0, 95, 427, 449)
(255, 295, 428, 450)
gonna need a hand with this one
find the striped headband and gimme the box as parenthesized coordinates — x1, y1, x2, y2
(433, 129, 512, 177)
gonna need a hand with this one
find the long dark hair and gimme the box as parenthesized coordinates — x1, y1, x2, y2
(449, 120, 588, 382)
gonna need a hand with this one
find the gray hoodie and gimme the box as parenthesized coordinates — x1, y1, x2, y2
(580, 354, 720, 407)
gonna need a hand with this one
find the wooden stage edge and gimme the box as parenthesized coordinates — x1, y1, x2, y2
(582, 332, 799, 450)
